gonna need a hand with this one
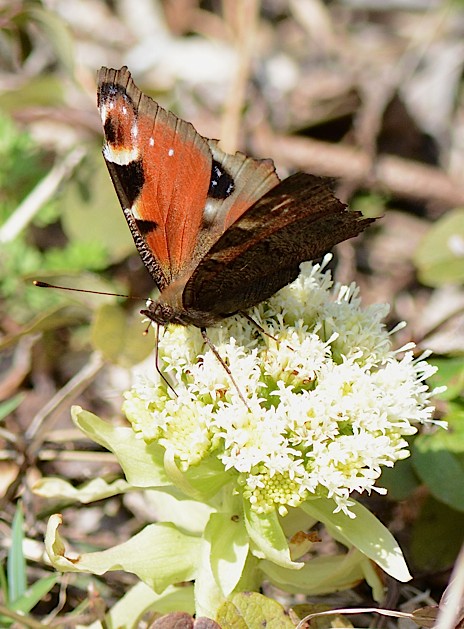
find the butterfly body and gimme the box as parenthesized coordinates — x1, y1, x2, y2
(97, 66, 374, 328)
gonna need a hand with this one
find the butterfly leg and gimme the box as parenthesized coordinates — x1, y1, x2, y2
(200, 328, 250, 410)
(154, 323, 178, 396)
(239, 311, 281, 344)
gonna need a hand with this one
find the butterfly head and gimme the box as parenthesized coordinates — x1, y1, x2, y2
(141, 301, 180, 327)
(141, 299, 223, 328)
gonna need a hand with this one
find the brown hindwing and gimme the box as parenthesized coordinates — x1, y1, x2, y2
(185, 173, 375, 316)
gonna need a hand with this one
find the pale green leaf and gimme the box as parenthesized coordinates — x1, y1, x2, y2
(143, 490, 213, 535)
(61, 152, 134, 264)
(194, 534, 225, 619)
(33, 477, 131, 503)
(0, 394, 24, 422)
(91, 303, 154, 367)
(73, 407, 235, 502)
(206, 512, 249, 596)
(164, 453, 236, 501)
(414, 208, 464, 286)
(46, 514, 201, 592)
(261, 549, 374, 595)
(301, 498, 411, 582)
(244, 502, 302, 569)
(71, 406, 170, 488)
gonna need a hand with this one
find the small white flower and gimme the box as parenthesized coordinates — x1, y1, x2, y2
(124, 258, 441, 516)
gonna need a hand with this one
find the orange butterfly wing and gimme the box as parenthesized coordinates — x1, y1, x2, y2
(97, 67, 279, 293)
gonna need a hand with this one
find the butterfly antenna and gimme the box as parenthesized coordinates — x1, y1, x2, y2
(33, 280, 157, 304)
(200, 328, 250, 411)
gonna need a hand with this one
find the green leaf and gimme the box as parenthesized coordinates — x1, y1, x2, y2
(413, 433, 464, 512)
(243, 503, 301, 569)
(206, 512, 249, 596)
(71, 407, 170, 488)
(60, 151, 134, 265)
(260, 549, 374, 596)
(46, 515, 201, 593)
(428, 357, 464, 401)
(411, 497, 464, 571)
(0, 563, 7, 601)
(414, 208, 464, 286)
(445, 405, 464, 435)
(33, 477, 131, 503)
(379, 457, 420, 501)
(142, 491, 212, 535)
(0, 395, 24, 423)
(43, 240, 109, 273)
(91, 303, 155, 367)
(217, 592, 295, 629)
(301, 497, 411, 582)
(0, 112, 47, 208)
(7, 503, 26, 603)
(10, 575, 58, 614)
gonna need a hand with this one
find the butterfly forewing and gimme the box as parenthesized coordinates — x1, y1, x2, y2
(97, 66, 213, 287)
(98, 67, 283, 294)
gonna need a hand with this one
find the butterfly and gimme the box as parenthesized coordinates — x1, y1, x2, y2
(97, 66, 374, 329)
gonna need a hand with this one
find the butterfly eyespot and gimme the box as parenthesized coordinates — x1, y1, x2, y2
(168, 148, 174, 156)
(208, 160, 234, 200)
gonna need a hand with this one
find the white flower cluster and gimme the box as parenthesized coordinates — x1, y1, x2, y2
(123, 257, 439, 516)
